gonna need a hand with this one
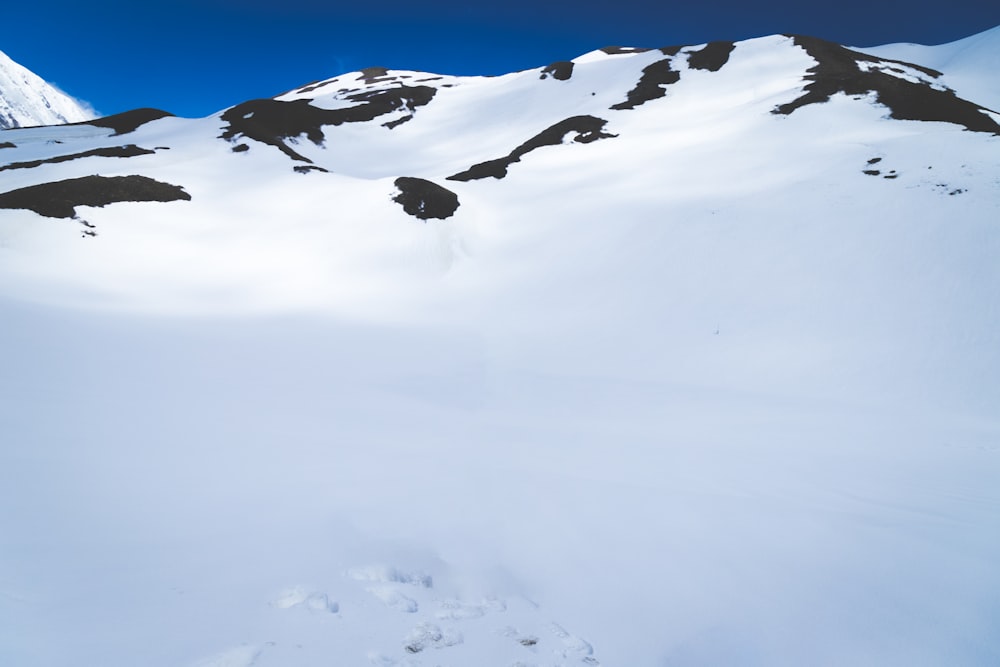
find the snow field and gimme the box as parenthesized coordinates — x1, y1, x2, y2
(1, 27, 1000, 666)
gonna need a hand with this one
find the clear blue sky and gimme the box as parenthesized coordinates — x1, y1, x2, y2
(2, 0, 997, 118)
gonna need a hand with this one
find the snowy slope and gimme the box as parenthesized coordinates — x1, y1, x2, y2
(0, 49, 95, 129)
(856, 24, 1000, 112)
(1, 32, 999, 667)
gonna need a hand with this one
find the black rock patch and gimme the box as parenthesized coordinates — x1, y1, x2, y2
(382, 114, 413, 129)
(78, 108, 175, 136)
(659, 45, 685, 56)
(232, 143, 250, 153)
(0, 141, 14, 149)
(687, 41, 736, 72)
(358, 67, 394, 83)
(447, 115, 617, 182)
(611, 59, 681, 110)
(0, 145, 156, 173)
(393, 177, 460, 220)
(294, 165, 328, 174)
(774, 35, 1000, 134)
(540, 61, 574, 81)
(0, 175, 191, 219)
(292, 79, 336, 96)
(219, 85, 437, 162)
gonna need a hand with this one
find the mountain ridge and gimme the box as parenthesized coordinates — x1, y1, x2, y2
(0, 31, 996, 253)
(0, 49, 96, 129)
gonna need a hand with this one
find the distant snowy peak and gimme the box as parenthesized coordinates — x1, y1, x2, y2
(0, 49, 95, 129)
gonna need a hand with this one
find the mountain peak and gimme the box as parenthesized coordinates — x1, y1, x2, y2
(0, 49, 96, 129)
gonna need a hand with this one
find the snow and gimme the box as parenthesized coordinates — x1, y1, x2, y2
(855, 24, 1000, 111)
(0, 49, 96, 129)
(1, 30, 999, 666)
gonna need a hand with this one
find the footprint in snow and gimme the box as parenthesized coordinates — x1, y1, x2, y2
(503, 626, 542, 652)
(272, 585, 339, 613)
(348, 564, 433, 588)
(343, 561, 600, 665)
(368, 584, 420, 613)
(436, 596, 507, 620)
(403, 621, 464, 653)
(548, 622, 600, 665)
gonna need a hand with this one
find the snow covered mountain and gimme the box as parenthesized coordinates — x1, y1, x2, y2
(0, 49, 95, 129)
(1, 28, 999, 667)
(0, 31, 996, 314)
(856, 24, 1000, 113)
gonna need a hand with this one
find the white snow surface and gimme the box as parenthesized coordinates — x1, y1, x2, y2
(0, 49, 95, 129)
(855, 24, 1000, 112)
(1, 32, 999, 666)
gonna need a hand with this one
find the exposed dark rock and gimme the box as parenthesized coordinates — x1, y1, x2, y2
(79, 108, 175, 136)
(611, 59, 681, 110)
(0, 145, 156, 172)
(393, 177, 460, 220)
(220, 99, 325, 162)
(540, 61, 574, 81)
(232, 143, 250, 153)
(447, 115, 617, 182)
(358, 67, 394, 83)
(659, 45, 685, 56)
(774, 35, 1000, 134)
(0, 175, 191, 219)
(867, 157, 882, 164)
(291, 79, 336, 96)
(0, 141, 14, 149)
(687, 41, 736, 72)
(600, 46, 652, 55)
(342, 86, 436, 121)
(293, 165, 328, 174)
(219, 85, 437, 162)
(863, 170, 881, 175)
(382, 114, 413, 129)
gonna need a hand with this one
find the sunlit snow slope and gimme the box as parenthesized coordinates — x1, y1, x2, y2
(0, 49, 95, 129)
(1, 30, 999, 667)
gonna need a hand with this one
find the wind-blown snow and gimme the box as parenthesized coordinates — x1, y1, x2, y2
(1, 30, 999, 667)
(0, 49, 96, 129)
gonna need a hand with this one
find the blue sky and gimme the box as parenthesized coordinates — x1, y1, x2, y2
(2, 0, 997, 118)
